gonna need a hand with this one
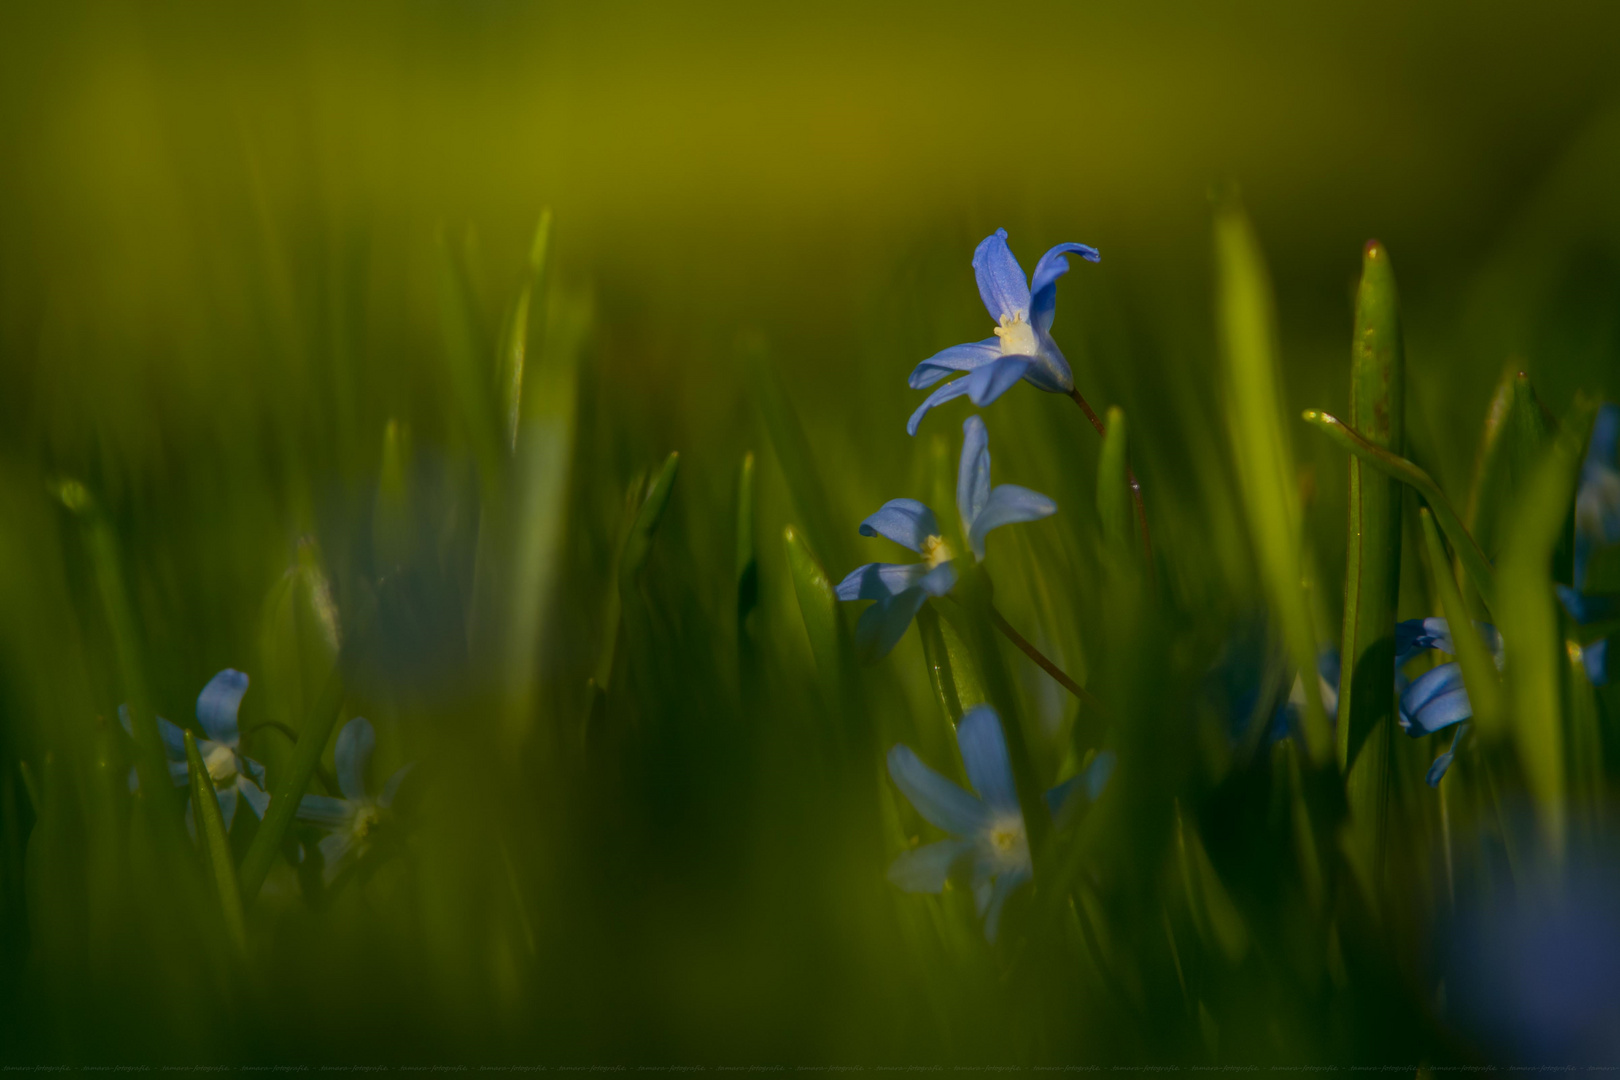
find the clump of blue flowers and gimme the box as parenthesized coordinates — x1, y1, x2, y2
(121, 668, 270, 831)
(835, 415, 1055, 660)
(907, 229, 1099, 435)
(886, 704, 1113, 941)
(295, 716, 413, 884)
(1395, 617, 1503, 786)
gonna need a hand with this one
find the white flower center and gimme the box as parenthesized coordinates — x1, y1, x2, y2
(994, 312, 1037, 357)
(920, 534, 954, 570)
(204, 743, 238, 785)
(985, 814, 1029, 871)
(353, 804, 381, 842)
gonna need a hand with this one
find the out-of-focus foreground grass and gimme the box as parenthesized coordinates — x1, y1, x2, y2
(1, 0, 1620, 1066)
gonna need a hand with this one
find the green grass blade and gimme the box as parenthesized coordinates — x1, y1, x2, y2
(1096, 405, 1132, 553)
(1496, 397, 1597, 859)
(1302, 410, 1496, 615)
(914, 601, 962, 727)
(238, 671, 345, 906)
(183, 731, 246, 953)
(1418, 508, 1503, 738)
(1465, 368, 1555, 562)
(1212, 197, 1332, 765)
(737, 452, 759, 636)
(1338, 241, 1405, 870)
(784, 526, 848, 699)
(620, 452, 680, 593)
(438, 225, 503, 488)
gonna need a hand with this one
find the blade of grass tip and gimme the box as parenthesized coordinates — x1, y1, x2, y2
(1212, 195, 1332, 765)
(183, 731, 246, 953)
(1418, 508, 1503, 739)
(374, 418, 413, 572)
(499, 209, 553, 454)
(1302, 410, 1496, 616)
(1496, 397, 1598, 861)
(1466, 370, 1554, 562)
(1096, 406, 1132, 553)
(618, 452, 680, 698)
(953, 562, 1049, 866)
(238, 671, 344, 906)
(54, 479, 175, 816)
(745, 335, 850, 574)
(1338, 241, 1405, 877)
(783, 527, 861, 726)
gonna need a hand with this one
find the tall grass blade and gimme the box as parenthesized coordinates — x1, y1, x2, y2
(183, 731, 246, 953)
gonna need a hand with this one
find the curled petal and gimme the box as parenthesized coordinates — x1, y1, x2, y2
(335, 717, 376, 801)
(956, 705, 1017, 816)
(1029, 242, 1100, 335)
(886, 838, 974, 893)
(957, 416, 991, 533)
(972, 229, 1030, 322)
(967, 484, 1057, 561)
(908, 339, 999, 390)
(196, 669, 249, 747)
(854, 587, 929, 661)
(1401, 662, 1472, 736)
(857, 498, 940, 554)
(886, 743, 989, 835)
(835, 562, 928, 602)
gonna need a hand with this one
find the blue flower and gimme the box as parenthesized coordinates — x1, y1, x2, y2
(835, 416, 1056, 660)
(1557, 403, 1620, 685)
(120, 668, 270, 832)
(906, 229, 1100, 436)
(294, 717, 413, 884)
(885, 704, 1114, 942)
(1395, 617, 1504, 785)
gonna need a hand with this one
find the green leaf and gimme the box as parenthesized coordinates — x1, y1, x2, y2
(1338, 241, 1405, 868)
(1496, 396, 1598, 859)
(1465, 368, 1556, 563)
(183, 730, 246, 954)
(258, 538, 342, 744)
(1302, 410, 1496, 615)
(1212, 196, 1332, 765)
(1418, 508, 1503, 739)
(914, 602, 963, 727)
(498, 209, 553, 453)
(238, 671, 345, 906)
(1096, 405, 1132, 552)
(784, 526, 849, 695)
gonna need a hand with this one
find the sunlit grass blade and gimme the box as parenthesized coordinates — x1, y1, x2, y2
(914, 603, 963, 727)
(499, 209, 553, 453)
(1496, 396, 1597, 859)
(183, 731, 246, 953)
(784, 526, 853, 710)
(1338, 241, 1405, 871)
(1418, 508, 1503, 738)
(1302, 410, 1496, 616)
(238, 671, 345, 905)
(259, 538, 341, 742)
(1096, 405, 1132, 553)
(1212, 196, 1332, 765)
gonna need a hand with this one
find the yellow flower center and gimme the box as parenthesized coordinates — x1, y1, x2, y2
(986, 815, 1029, 869)
(353, 804, 381, 841)
(994, 312, 1037, 357)
(920, 534, 954, 569)
(204, 743, 238, 786)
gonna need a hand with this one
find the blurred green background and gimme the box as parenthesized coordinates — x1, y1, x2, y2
(2, 0, 1620, 1068)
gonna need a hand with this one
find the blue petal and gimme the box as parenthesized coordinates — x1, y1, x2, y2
(319, 830, 354, 884)
(836, 562, 928, 602)
(237, 776, 270, 819)
(1395, 617, 1451, 666)
(982, 867, 1030, 943)
(196, 669, 248, 747)
(1583, 638, 1608, 687)
(1401, 662, 1473, 736)
(956, 705, 1018, 815)
(1426, 723, 1469, 788)
(967, 485, 1057, 561)
(1026, 330, 1075, 393)
(335, 717, 375, 801)
(957, 416, 992, 534)
(120, 706, 188, 761)
(854, 586, 929, 661)
(380, 763, 416, 808)
(167, 759, 191, 786)
(908, 339, 1000, 390)
(904, 358, 1034, 436)
(1029, 242, 1100, 335)
(240, 756, 266, 786)
(886, 743, 989, 836)
(972, 229, 1030, 322)
(918, 561, 957, 597)
(858, 498, 940, 553)
(216, 783, 239, 834)
(886, 838, 974, 893)
(297, 794, 354, 828)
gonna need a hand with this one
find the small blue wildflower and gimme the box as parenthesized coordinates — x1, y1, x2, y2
(906, 229, 1100, 436)
(121, 668, 270, 832)
(295, 717, 413, 883)
(886, 704, 1114, 942)
(1557, 403, 1619, 685)
(835, 416, 1056, 660)
(1395, 617, 1504, 786)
